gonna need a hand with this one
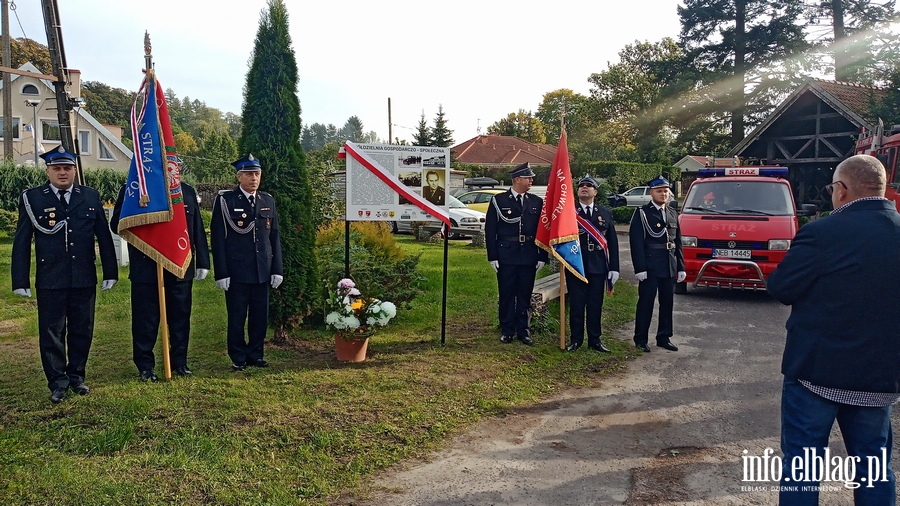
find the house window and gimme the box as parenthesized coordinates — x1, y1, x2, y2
(0, 117, 21, 140)
(78, 130, 91, 155)
(41, 119, 61, 141)
(21, 84, 39, 95)
(98, 138, 115, 161)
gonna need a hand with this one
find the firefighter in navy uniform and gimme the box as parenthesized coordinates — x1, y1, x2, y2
(211, 154, 284, 370)
(565, 176, 620, 353)
(629, 176, 685, 353)
(11, 147, 118, 403)
(485, 162, 549, 345)
(110, 181, 210, 381)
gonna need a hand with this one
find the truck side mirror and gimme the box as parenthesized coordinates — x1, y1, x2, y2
(797, 204, 817, 217)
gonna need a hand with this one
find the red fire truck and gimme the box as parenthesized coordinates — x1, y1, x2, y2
(676, 167, 816, 294)
(855, 122, 900, 211)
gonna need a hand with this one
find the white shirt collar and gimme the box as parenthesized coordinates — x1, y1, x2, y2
(241, 188, 256, 200)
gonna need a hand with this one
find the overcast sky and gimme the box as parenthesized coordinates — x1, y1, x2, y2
(9, 0, 683, 143)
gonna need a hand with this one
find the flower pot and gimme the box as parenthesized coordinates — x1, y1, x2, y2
(334, 333, 369, 362)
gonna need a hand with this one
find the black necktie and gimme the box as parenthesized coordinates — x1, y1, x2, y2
(585, 206, 592, 218)
(58, 189, 68, 212)
(248, 194, 255, 209)
(516, 194, 522, 208)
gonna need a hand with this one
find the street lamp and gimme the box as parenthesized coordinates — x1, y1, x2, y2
(24, 99, 41, 166)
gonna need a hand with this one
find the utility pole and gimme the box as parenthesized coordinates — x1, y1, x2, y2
(40, 0, 82, 183)
(2, 0, 12, 161)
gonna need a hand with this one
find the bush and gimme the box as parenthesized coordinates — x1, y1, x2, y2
(315, 220, 425, 323)
(612, 206, 636, 224)
(0, 208, 16, 236)
(0, 163, 126, 211)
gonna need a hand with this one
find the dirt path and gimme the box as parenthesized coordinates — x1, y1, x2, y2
(347, 239, 898, 505)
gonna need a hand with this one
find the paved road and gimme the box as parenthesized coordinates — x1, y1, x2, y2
(350, 229, 899, 505)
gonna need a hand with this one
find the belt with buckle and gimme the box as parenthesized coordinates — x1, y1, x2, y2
(499, 235, 534, 242)
(647, 243, 676, 250)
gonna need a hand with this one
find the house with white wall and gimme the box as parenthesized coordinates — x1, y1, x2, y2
(0, 62, 131, 170)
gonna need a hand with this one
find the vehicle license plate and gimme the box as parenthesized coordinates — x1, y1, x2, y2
(713, 249, 751, 259)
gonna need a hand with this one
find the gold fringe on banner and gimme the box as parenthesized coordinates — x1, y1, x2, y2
(119, 229, 192, 279)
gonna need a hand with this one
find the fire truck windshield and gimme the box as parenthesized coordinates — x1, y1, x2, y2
(682, 181, 794, 216)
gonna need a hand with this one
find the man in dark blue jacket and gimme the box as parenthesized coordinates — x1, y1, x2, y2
(11, 148, 118, 403)
(565, 176, 620, 353)
(110, 182, 210, 381)
(629, 177, 684, 353)
(768, 154, 900, 505)
(211, 154, 283, 370)
(485, 163, 548, 345)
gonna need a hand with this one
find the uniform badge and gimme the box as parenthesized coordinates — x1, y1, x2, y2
(44, 207, 55, 212)
(266, 219, 271, 229)
(656, 223, 661, 228)
(506, 209, 511, 215)
(49, 212, 55, 218)
(237, 221, 244, 227)
(241, 213, 247, 218)
(48, 220, 56, 226)
(234, 208, 244, 212)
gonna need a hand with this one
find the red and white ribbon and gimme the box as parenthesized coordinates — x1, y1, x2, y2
(342, 141, 450, 226)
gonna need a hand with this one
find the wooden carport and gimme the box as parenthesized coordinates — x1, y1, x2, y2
(728, 79, 886, 209)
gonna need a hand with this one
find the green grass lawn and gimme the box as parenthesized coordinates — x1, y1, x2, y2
(0, 234, 638, 505)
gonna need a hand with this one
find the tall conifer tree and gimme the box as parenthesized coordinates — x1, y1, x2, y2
(240, 0, 317, 341)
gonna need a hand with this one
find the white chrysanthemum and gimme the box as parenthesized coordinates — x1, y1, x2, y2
(368, 302, 381, 314)
(342, 315, 360, 330)
(376, 316, 391, 326)
(326, 312, 342, 326)
(366, 316, 376, 326)
(381, 301, 397, 318)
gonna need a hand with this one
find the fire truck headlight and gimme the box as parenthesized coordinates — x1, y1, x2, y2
(768, 239, 791, 250)
(682, 236, 697, 247)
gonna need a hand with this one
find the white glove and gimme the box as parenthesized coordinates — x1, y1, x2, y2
(271, 274, 283, 289)
(677, 271, 687, 283)
(13, 288, 31, 297)
(216, 277, 231, 291)
(608, 271, 620, 285)
(101, 279, 116, 290)
(536, 261, 545, 271)
(195, 268, 209, 281)
(489, 260, 499, 272)
(635, 271, 648, 282)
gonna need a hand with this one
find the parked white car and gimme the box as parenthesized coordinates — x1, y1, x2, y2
(622, 186, 652, 207)
(393, 195, 486, 239)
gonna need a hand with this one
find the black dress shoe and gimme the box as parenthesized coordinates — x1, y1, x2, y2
(657, 341, 679, 351)
(174, 366, 193, 376)
(500, 335, 514, 344)
(636, 344, 651, 352)
(70, 382, 90, 395)
(140, 370, 159, 382)
(50, 389, 66, 404)
(588, 343, 611, 353)
(519, 335, 534, 346)
(247, 359, 269, 368)
(565, 342, 582, 352)
(231, 363, 246, 371)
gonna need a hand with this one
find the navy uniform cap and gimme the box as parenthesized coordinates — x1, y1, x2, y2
(40, 146, 77, 166)
(232, 153, 262, 172)
(509, 162, 535, 179)
(577, 176, 599, 189)
(648, 176, 671, 189)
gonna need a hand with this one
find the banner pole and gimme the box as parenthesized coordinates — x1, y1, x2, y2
(559, 270, 567, 349)
(157, 262, 172, 380)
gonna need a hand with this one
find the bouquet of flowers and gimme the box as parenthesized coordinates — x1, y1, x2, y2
(325, 278, 397, 340)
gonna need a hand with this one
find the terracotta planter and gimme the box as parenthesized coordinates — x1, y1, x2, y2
(334, 333, 370, 362)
